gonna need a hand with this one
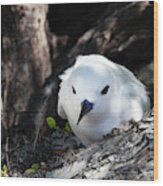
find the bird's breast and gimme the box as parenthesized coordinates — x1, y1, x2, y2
(69, 115, 121, 145)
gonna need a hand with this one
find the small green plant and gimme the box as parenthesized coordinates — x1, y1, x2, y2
(1, 164, 8, 177)
(24, 163, 40, 175)
(46, 117, 57, 129)
(46, 116, 72, 133)
(31, 163, 40, 170)
(64, 122, 72, 133)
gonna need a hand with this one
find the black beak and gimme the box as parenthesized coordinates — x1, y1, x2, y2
(77, 99, 94, 125)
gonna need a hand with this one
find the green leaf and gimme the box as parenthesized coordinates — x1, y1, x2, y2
(64, 122, 72, 133)
(24, 168, 36, 175)
(1, 164, 8, 177)
(24, 163, 40, 175)
(3, 164, 8, 173)
(31, 163, 40, 171)
(46, 117, 57, 129)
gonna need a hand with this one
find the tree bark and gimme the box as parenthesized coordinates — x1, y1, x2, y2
(2, 5, 51, 128)
(46, 111, 154, 180)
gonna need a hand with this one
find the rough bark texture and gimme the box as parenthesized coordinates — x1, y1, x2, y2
(1, 111, 154, 180)
(46, 111, 154, 180)
(68, 2, 153, 71)
(1, 5, 51, 129)
(1, 2, 155, 180)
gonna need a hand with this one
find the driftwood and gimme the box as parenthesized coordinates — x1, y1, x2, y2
(1, 2, 154, 179)
(46, 111, 154, 180)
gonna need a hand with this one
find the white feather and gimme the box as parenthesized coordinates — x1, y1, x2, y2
(57, 54, 150, 146)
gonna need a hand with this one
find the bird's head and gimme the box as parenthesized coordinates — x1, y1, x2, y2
(68, 56, 117, 125)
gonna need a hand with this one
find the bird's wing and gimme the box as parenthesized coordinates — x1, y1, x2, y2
(118, 65, 150, 116)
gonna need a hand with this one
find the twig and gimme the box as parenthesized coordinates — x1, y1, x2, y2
(33, 127, 40, 151)
(5, 136, 11, 171)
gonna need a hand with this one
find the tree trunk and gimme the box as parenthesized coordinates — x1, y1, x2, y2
(1, 5, 51, 128)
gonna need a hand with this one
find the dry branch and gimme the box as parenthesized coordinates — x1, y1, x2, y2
(46, 111, 154, 180)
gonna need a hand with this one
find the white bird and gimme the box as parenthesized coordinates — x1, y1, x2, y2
(57, 54, 150, 146)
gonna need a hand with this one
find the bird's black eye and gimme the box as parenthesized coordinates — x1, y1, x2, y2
(72, 86, 76, 94)
(101, 85, 110, 95)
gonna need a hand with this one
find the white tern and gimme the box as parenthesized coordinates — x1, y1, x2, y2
(57, 54, 150, 146)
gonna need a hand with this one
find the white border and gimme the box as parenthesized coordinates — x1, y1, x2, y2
(1, 0, 163, 186)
